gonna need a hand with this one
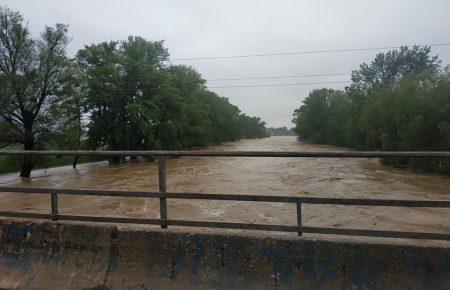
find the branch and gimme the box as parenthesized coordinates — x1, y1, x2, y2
(1, 108, 24, 124)
(0, 143, 11, 149)
(0, 47, 11, 72)
(2, 115, 24, 135)
(1, 15, 15, 74)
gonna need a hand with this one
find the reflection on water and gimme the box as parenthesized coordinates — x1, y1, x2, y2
(0, 136, 449, 244)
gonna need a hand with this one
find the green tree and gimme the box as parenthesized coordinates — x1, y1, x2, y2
(77, 37, 268, 155)
(0, 6, 70, 176)
(77, 37, 173, 156)
(50, 63, 87, 150)
(345, 46, 441, 147)
(266, 127, 296, 136)
(167, 65, 212, 148)
(238, 115, 268, 139)
(77, 41, 125, 153)
(347, 45, 440, 107)
(293, 88, 347, 144)
(199, 91, 242, 143)
(292, 46, 450, 173)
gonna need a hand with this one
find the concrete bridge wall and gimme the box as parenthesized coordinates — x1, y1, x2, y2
(0, 219, 448, 289)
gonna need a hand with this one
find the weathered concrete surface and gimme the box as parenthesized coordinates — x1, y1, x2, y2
(0, 220, 448, 289)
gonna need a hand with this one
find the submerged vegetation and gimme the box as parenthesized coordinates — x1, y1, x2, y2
(293, 46, 450, 173)
(0, 7, 267, 176)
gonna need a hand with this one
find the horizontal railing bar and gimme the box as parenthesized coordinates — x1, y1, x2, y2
(165, 193, 450, 207)
(168, 220, 299, 231)
(168, 220, 450, 240)
(59, 215, 161, 225)
(0, 187, 449, 207)
(0, 211, 448, 240)
(0, 187, 161, 198)
(0, 150, 449, 158)
(300, 227, 450, 240)
(0, 211, 52, 220)
(0, 211, 160, 224)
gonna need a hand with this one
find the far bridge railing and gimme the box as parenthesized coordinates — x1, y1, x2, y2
(0, 150, 449, 241)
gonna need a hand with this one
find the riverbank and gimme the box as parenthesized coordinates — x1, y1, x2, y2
(0, 155, 100, 175)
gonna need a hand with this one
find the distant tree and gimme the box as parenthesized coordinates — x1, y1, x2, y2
(238, 114, 268, 139)
(168, 65, 212, 148)
(266, 126, 296, 136)
(0, 6, 70, 176)
(344, 46, 441, 147)
(293, 88, 345, 143)
(199, 91, 242, 143)
(347, 45, 440, 107)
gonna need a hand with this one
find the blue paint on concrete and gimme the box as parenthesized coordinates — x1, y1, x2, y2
(190, 240, 222, 289)
(0, 248, 36, 283)
(168, 245, 182, 281)
(349, 250, 365, 288)
(7, 226, 27, 250)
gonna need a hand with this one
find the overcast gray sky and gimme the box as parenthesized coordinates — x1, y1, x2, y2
(3, 0, 450, 127)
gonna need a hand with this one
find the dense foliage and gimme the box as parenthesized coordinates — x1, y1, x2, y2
(0, 7, 70, 176)
(77, 37, 267, 153)
(266, 127, 296, 136)
(0, 7, 267, 176)
(293, 46, 450, 173)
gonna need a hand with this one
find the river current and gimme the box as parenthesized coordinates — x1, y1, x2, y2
(0, 136, 448, 244)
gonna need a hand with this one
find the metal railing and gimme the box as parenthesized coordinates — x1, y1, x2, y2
(0, 150, 449, 241)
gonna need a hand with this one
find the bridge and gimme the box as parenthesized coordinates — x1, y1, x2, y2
(0, 150, 449, 289)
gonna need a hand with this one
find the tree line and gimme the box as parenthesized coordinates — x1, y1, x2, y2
(293, 46, 450, 173)
(0, 7, 268, 177)
(266, 127, 296, 136)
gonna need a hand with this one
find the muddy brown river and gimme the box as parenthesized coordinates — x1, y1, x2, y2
(0, 136, 449, 244)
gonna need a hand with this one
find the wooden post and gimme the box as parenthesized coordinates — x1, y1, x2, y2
(51, 192, 58, 221)
(158, 157, 168, 229)
(297, 202, 302, 236)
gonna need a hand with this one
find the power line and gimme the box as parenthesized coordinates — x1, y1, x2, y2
(2, 80, 351, 93)
(207, 73, 350, 81)
(1, 71, 351, 92)
(172, 43, 450, 61)
(81, 72, 350, 84)
(208, 81, 350, 89)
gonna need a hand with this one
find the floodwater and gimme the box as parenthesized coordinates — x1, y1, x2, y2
(0, 136, 449, 244)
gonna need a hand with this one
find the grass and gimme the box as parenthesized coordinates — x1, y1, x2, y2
(0, 155, 101, 175)
(0, 145, 102, 175)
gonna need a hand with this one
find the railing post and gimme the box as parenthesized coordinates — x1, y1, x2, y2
(158, 157, 168, 229)
(51, 192, 58, 221)
(296, 202, 302, 236)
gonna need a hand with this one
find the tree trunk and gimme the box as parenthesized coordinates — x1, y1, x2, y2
(73, 155, 80, 168)
(20, 124, 35, 178)
(110, 156, 122, 164)
(20, 160, 34, 177)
